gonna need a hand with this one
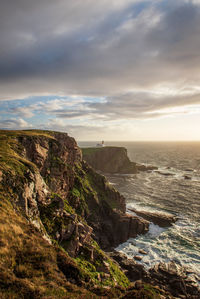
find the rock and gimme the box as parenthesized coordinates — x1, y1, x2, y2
(134, 280, 143, 290)
(134, 256, 142, 261)
(109, 251, 150, 282)
(102, 213, 149, 249)
(138, 249, 147, 255)
(155, 170, 174, 176)
(184, 175, 191, 180)
(149, 262, 200, 298)
(129, 208, 177, 227)
(0, 170, 3, 182)
(137, 165, 158, 171)
(110, 252, 200, 298)
(97, 261, 110, 274)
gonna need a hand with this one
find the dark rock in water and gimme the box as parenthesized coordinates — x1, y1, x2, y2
(138, 249, 147, 255)
(128, 208, 177, 227)
(137, 164, 158, 172)
(155, 170, 174, 176)
(184, 175, 192, 180)
(134, 255, 142, 261)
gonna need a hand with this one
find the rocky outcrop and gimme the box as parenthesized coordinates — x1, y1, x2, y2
(67, 161, 149, 250)
(110, 251, 200, 299)
(82, 146, 138, 174)
(82, 146, 157, 174)
(128, 208, 177, 227)
(149, 262, 200, 298)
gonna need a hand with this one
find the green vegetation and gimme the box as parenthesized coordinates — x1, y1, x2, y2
(0, 134, 35, 176)
(81, 146, 125, 157)
(81, 147, 102, 156)
(68, 163, 97, 216)
(86, 168, 122, 210)
(39, 193, 75, 237)
(75, 241, 130, 289)
(69, 161, 122, 220)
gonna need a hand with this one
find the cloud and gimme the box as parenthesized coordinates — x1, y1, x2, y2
(8, 106, 34, 118)
(88, 90, 200, 120)
(0, 118, 32, 129)
(2, 89, 200, 124)
(0, 0, 200, 101)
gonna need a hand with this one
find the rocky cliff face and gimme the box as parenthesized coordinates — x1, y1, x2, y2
(82, 147, 137, 174)
(82, 146, 157, 174)
(12, 131, 148, 251)
(0, 130, 198, 299)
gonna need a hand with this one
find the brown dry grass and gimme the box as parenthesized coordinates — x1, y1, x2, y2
(0, 196, 98, 299)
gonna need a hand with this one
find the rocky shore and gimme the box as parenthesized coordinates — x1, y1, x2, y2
(109, 251, 200, 299)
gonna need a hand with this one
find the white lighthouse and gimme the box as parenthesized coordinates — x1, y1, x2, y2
(96, 140, 105, 147)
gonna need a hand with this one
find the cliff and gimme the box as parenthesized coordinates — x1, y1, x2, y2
(0, 130, 198, 298)
(82, 147, 157, 174)
(82, 147, 137, 174)
(0, 130, 151, 298)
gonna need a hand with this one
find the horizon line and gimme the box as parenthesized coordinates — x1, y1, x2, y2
(77, 140, 200, 143)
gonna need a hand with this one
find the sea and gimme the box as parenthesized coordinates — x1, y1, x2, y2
(78, 141, 200, 284)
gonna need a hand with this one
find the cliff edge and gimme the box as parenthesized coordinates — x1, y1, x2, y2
(82, 146, 157, 174)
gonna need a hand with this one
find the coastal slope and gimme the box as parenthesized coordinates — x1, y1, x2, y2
(0, 130, 153, 299)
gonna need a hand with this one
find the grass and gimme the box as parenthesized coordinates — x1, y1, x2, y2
(81, 147, 102, 156)
(0, 130, 55, 176)
(0, 195, 98, 299)
(81, 146, 125, 155)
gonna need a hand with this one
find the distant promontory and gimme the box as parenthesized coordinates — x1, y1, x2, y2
(82, 146, 157, 174)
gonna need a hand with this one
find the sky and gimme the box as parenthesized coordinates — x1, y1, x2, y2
(0, 0, 200, 141)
